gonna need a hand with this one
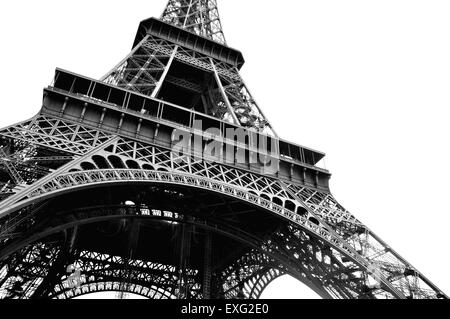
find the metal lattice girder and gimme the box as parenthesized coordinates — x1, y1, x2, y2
(55, 281, 174, 300)
(246, 269, 283, 299)
(0, 137, 114, 244)
(284, 183, 445, 299)
(0, 116, 113, 156)
(0, 148, 24, 185)
(0, 205, 203, 299)
(102, 35, 178, 97)
(0, 115, 113, 203)
(0, 241, 61, 299)
(102, 31, 276, 135)
(51, 250, 199, 300)
(211, 59, 276, 135)
(217, 252, 272, 299)
(0, 242, 196, 299)
(0, 115, 113, 202)
(0, 136, 445, 299)
(214, 223, 365, 300)
(161, 0, 227, 44)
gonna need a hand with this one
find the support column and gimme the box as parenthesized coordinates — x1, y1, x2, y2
(117, 218, 140, 299)
(202, 231, 212, 299)
(31, 227, 78, 299)
(151, 46, 179, 98)
(177, 223, 192, 299)
(210, 58, 240, 125)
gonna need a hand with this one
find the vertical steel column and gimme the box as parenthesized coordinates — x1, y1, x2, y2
(117, 218, 140, 299)
(177, 223, 192, 299)
(202, 231, 212, 299)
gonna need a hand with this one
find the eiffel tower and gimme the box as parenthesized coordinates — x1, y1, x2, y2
(0, 0, 447, 300)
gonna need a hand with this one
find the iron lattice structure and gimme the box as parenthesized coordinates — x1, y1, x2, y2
(0, 0, 447, 300)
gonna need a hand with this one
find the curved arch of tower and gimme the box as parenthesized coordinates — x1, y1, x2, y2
(0, 0, 447, 299)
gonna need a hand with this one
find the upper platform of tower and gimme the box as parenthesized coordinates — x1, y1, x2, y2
(133, 17, 245, 69)
(133, 1, 245, 68)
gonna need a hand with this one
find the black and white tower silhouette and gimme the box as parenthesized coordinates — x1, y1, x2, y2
(0, 0, 447, 299)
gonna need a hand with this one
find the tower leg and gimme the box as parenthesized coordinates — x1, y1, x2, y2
(31, 227, 78, 299)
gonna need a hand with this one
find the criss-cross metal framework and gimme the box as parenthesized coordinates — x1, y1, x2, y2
(161, 0, 226, 44)
(0, 1, 447, 299)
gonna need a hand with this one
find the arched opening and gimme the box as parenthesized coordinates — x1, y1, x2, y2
(248, 190, 258, 196)
(297, 207, 308, 217)
(284, 200, 296, 212)
(309, 217, 320, 226)
(273, 197, 283, 206)
(125, 160, 140, 169)
(92, 156, 111, 169)
(108, 156, 126, 169)
(80, 162, 96, 170)
(142, 164, 155, 170)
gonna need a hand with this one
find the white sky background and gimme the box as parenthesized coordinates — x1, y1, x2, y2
(0, 0, 449, 299)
